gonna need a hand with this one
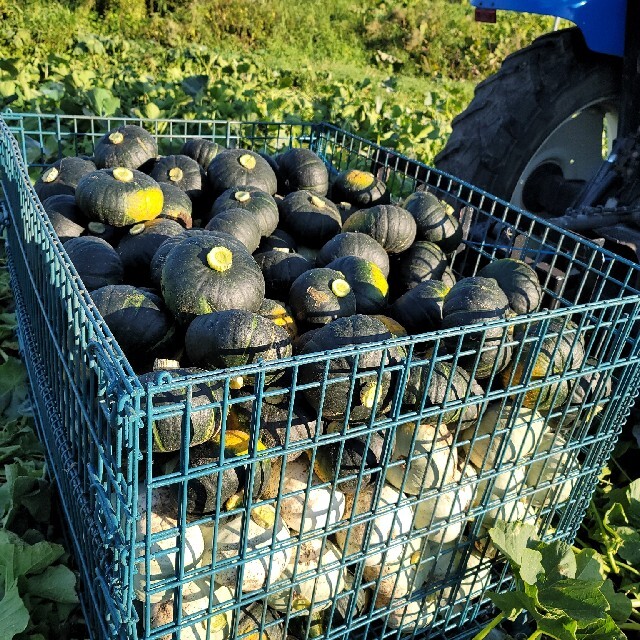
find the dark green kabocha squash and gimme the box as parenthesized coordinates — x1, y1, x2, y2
(157, 182, 193, 228)
(402, 190, 463, 253)
(138, 367, 223, 452)
(208, 187, 279, 236)
(34, 156, 97, 201)
(257, 298, 298, 340)
(275, 148, 329, 196)
(478, 258, 543, 315)
(116, 218, 185, 285)
(278, 191, 342, 248)
(149, 154, 206, 204)
(91, 284, 179, 370)
(390, 279, 449, 335)
(331, 168, 390, 207)
(254, 250, 311, 301)
(314, 423, 385, 494)
(185, 310, 292, 387)
(75, 168, 164, 227)
(316, 231, 390, 278)
(395, 240, 456, 292)
(84, 221, 125, 247)
(161, 233, 265, 323)
(65, 236, 124, 291)
(289, 268, 356, 326)
(298, 314, 403, 422)
(180, 138, 223, 170)
(502, 317, 585, 410)
(256, 228, 297, 254)
(42, 194, 87, 243)
(207, 148, 277, 197)
(342, 205, 417, 254)
(326, 256, 389, 314)
(204, 207, 262, 253)
(93, 125, 158, 170)
(177, 429, 271, 517)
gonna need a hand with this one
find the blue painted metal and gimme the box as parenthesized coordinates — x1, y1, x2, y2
(472, 0, 627, 56)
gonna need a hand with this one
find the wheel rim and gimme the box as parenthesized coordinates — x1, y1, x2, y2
(511, 98, 619, 210)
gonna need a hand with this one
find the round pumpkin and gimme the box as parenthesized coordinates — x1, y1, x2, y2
(394, 240, 454, 293)
(93, 125, 158, 170)
(342, 204, 417, 254)
(150, 154, 206, 203)
(326, 256, 389, 314)
(256, 228, 297, 254)
(254, 250, 311, 301)
(390, 279, 449, 335)
(204, 207, 262, 253)
(289, 268, 356, 326)
(208, 187, 279, 237)
(42, 194, 87, 243)
(207, 148, 277, 197)
(65, 236, 124, 291)
(161, 233, 265, 324)
(185, 309, 292, 385)
(478, 258, 543, 315)
(91, 284, 179, 370)
(276, 148, 329, 196)
(180, 138, 223, 170)
(402, 190, 463, 253)
(298, 314, 403, 422)
(117, 218, 185, 285)
(331, 169, 389, 207)
(35, 156, 97, 201)
(75, 168, 164, 227)
(157, 182, 193, 228)
(317, 231, 390, 278)
(278, 190, 342, 248)
(138, 367, 223, 452)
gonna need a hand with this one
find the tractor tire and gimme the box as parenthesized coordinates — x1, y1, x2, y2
(435, 28, 622, 212)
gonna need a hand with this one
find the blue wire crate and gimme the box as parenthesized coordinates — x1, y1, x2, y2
(2, 113, 640, 640)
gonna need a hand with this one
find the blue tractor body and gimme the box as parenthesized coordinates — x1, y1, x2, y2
(472, 0, 626, 56)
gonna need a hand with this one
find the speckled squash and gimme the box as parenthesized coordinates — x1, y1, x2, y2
(289, 268, 356, 326)
(478, 258, 543, 315)
(91, 284, 179, 369)
(180, 138, 223, 170)
(204, 207, 262, 253)
(185, 310, 292, 386)
(207, 149, 277, 197)
(150, 154, 206, 203)
(326, 256, 389, 314)
(276, 148, 329, 196)
(317, 231, 390, 277)
(138, 367, 223, 452)
(208, 187, 279, 236)
(161, 233, 265, 324)
(42, 194, 87, 243)
(402, 190, 463, 253)
(278, 191, 342, 248)
(298, 314, 403, 422)
(35, 156, 97, 201)
(390, 280, 449, 335)
(75, 168, 163, 227)
(395, 241, 455, 292)
(342, 205, 417, 254)
(117, 218, 184, 285)
(65, 236, 124, 291)
(254, 250, 311, 301)
(157, 182, 193, 228)
(93, 125, 158, 170)
(332, 169, 390, 207)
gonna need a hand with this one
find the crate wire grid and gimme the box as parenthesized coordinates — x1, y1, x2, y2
(1, 113, 640, 640)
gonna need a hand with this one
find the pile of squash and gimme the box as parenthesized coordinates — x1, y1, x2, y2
(35, 125, 601, 639)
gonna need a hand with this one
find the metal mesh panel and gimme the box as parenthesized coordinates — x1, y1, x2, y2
(2, 113, 640, 640)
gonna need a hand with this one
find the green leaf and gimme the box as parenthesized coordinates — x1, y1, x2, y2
(0, 581, 29, 640)
(600, 579, 632, 624)
(25, 565, 79, 603)
(538, 579, 609, 628)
